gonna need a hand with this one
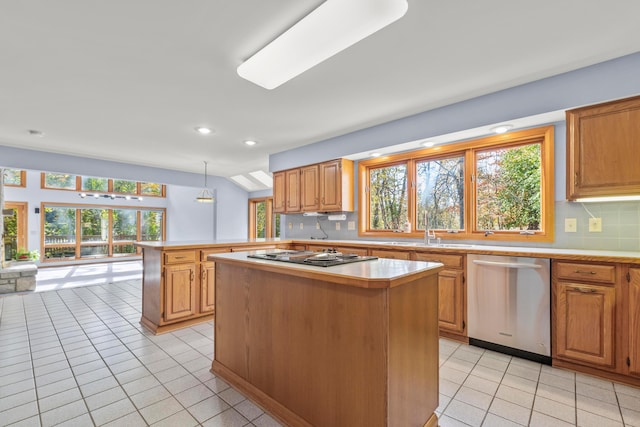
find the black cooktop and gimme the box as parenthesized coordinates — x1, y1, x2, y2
(247, 250, 378, 267)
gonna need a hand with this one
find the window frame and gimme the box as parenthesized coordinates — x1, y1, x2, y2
(358, 126, 555, 243)
(41, 202, 166, 262)
(248, 197, 279, 239)
(41, 173, 166, 197)
(3, 169, 27, 187)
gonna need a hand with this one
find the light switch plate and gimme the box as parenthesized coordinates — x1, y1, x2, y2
(565, 218, 577, 233)
(347, 221, 356, 230)
(316, 223, 320, 229)
(588, 217, 602, 232)
(336, 222, 341, 230)
(288, 222, 292, 230)
(299, 223, 304, 230)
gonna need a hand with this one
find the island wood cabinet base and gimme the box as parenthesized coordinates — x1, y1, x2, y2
(211, 259, 440, 427)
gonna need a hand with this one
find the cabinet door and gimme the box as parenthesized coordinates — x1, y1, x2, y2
(629, 268, 640, 376)
(438, 269, 465, 334)
(201, 262, 215, 313)
(300, 165, 320, 211)
(273, 171, 286, 213)
(164, 264, 197, 321)
(319, 160, 342, 211)
(566, 95, 640, 199)
(555, 281, 616, 367)
(285, 169, 301, 212)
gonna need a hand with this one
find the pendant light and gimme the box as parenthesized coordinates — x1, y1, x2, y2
(196, 161, 215, 203)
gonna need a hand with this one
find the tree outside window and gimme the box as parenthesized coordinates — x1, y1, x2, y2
(369, 164, 408, 230)
(416, 156, 464, 231)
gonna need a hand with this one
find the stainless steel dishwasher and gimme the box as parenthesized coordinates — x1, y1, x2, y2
(467, 254, 551, 364)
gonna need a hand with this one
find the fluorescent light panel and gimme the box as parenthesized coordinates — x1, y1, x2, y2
(237, 0, 408, 89)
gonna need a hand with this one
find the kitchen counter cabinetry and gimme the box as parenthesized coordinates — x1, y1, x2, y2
(210, 252, 442, 427)
(369, 248, 412, 260)
(273, 159, 354, 213)
(566, 95, 640, 200)
(415, 252, 466, 341)
(306, 243, 368, 256)
(553, 261, 617, 369)
(137, 241, 287, 334)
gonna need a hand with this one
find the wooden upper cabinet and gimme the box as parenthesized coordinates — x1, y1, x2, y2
(319, 159, 354, 212)
(300, 165, 320, 211)
(273, 171, 286, 213)
(285, 169, 301, 212)
(566, 95, 640, 200)
(272, 159, 354, 213)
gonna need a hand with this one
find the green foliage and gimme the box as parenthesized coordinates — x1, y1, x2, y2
(113, 180, 137, 194)
(82, 177, 108, 192)
(14, 247, 39, 261)
(476, 144, 541, 230)
(3, 169, 22, 185)
(417, 157, 464, 230)
(45, 173, 76, 189)
(256, 202, 266, 238)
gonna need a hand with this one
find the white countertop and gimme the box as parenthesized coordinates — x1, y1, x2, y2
(209, 251, 444, 287)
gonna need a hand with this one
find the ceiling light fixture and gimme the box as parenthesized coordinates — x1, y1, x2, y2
(195, 127, 213, 135)
(421, 141, 435, 147)
(370, 152, 382, 157)
(28, 129, 45, 137)
(244, 140, 257, 146)
(490, 124, 513, 134)
(237, 0, 409, 89)
(196, 161, 215, 203)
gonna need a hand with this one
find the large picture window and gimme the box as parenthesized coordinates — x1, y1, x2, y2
(42, 203, 165, 261)
(359, 126, 554, 242)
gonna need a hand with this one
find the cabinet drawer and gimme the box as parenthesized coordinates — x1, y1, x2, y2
(164, 250, 196, 265)
(200, 248, 231, 261)
(369, 249, 411, 260)
(414, 252, 463, 269)
(555, 262, 616, 284)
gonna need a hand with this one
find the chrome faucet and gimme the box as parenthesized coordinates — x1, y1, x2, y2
(424, 212, 440, 246)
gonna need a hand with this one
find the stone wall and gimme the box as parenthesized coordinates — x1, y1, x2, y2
(0, 262, 37, 293)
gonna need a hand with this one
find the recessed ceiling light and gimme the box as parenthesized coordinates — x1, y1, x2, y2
(370, 152, 382, 157)
(244, 140, 258, 146)
(490, 124, 513, 134)
(421, 141, 435, 147)
(28, 129, 45, 137)
(194, 127, 213, 135)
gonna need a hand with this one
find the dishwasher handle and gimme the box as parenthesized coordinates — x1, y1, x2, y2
(471, 259, 542, 269)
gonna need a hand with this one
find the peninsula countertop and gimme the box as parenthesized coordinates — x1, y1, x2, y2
(209, 251, 444, 289)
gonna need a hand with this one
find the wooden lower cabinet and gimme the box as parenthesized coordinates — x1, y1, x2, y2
(201, 262, 215, 313)
(164, 264, 197, 321)
(414, 252, 466, 341)
(629, 267, 640, 377)
(554, 281, 616, 368)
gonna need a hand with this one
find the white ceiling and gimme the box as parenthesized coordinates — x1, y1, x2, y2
(2, 1, 640, 190)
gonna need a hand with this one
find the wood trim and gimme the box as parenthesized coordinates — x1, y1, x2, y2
(248, 197, 275, 239)
(3, 202, 28, 255)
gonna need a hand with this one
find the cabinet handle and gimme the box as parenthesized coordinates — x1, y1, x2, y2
(574, 269, 596, 275)
(174, 256, 186, 259)
(202, 269, 207, 281)
(571, 287, 596, 293)
(191, 271, 195, 281)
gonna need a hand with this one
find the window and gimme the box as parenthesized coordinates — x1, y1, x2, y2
(42, 204, 165, 261)
(43, 172, 77, 190)
(416, 155, 465, 231)
(2, 202, 27, 261)
(3, 169, 26, 187)
(359, 126, 554, 242)
(248, 198, 280, 239)
(368, 163, 408, 231)
(41, 173, 166, 197)
(81, 176, 109, 192)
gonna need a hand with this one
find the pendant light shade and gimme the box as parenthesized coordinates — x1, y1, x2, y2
(196, 161, 215, 203)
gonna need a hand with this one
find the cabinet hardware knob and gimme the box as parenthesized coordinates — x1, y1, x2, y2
(574, 270, 596, 275)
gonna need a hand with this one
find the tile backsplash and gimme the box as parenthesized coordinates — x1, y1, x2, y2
(281, 201, 640, 252)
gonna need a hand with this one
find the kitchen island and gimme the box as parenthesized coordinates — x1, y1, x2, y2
(209, 251, 443, 427)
